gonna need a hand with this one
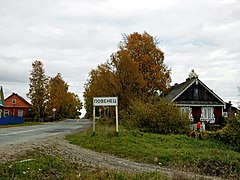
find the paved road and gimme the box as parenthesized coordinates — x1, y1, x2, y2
(0, 119, 92, 146)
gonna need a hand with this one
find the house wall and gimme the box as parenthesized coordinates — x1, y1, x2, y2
(192, 107, 201, 123)
(3, 94, 31, 117)
(191, 106, 222, 124)
(3, 107, 29, 117)
(214, 107, 223, 124)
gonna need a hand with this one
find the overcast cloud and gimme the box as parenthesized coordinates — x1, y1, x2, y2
(0, 0, 239, 115)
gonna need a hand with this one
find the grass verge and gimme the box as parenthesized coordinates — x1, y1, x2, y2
(0, 122, 42, 128)
(66, 123, 240, 179)
(0, 150, 168, 179)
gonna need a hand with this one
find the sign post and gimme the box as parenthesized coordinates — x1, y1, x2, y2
(52, 108, 56, 121)
(93, 97, 118, 135)
(115, 105, 118, 133)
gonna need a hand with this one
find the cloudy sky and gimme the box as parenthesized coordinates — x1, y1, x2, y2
(0, 0, 239, 115)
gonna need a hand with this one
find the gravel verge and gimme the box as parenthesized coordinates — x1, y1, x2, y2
(0, 133, 222, 180)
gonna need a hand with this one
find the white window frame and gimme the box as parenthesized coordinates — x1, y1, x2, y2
(12, 99, 16, 104)
(18, 110, 23, 117)
(200, 107, 215, 123)
(181, 107, 194, 122)
(4, 110, 9, 117)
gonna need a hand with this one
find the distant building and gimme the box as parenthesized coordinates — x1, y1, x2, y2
(166, 72, 225, 125)
(2, 92, 32, 118)
(224, 101, 239, 118)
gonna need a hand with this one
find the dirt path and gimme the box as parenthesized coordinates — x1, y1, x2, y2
(0, 134, 222, 180)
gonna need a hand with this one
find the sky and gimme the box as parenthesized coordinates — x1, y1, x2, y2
(0, 0, 240, 116)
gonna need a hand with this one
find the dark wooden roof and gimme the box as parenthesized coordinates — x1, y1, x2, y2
(166, 77, 225, 106)
(166, 78, 195, 102)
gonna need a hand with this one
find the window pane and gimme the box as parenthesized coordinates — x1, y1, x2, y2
(18, 110, 23, 117)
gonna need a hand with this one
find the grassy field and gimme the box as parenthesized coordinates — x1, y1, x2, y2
(66, 123, 240, 179)
(0, 151, 168, 179)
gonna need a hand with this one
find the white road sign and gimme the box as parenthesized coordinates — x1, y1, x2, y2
(93, 97, 118, 106)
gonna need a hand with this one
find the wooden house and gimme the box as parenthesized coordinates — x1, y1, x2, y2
(224, 101, 239, 118)
(2, 93, 31, 118)
(166, 74, 225, 125)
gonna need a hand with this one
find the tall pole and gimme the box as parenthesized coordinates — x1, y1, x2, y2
(93, 106, 96, 135)
(116, 105, 118, 134)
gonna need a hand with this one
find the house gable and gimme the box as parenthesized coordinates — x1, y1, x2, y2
(2, 93, 31, 118)
(166, 76, 225, 124)
(4, 93, 31, 108)
(166, 78, 225, 107)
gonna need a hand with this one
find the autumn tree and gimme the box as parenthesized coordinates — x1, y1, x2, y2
(110, 32, 172, 100)
(84, 32, 171, 117)
(46, 73, 82, 120)
(27, 60, 48, 119)
(110, 51, 146, 109)
(63, 92, 82, 119)
(84, 64, 119, 118)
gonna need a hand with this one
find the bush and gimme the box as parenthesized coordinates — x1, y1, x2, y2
(121, 98, 190, 134)
(204, 116, 240, 151)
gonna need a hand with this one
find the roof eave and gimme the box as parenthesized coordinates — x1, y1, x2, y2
(171, 79, 196, 102)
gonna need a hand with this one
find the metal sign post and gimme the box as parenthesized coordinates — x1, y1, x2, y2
(93, 97, 118, 135)
(115, 105, 118, 133)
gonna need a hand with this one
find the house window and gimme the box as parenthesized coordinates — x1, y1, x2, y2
(18, 110, 23, 117)
(12, 99, 16, 104)
(193, 88, 199, 100)
(4, 110, 9, 117)
(181, 107, 194, 122)
(201, 107, 215, 123)
(223, 112, 228, 118)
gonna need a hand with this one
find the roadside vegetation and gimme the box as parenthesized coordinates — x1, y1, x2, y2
(120, 98, 189, 134)
(66, 121, 240, 179)
(0, 150, 168, 179)
(79, 29, 240, 178)
(0, 122, 42, 128)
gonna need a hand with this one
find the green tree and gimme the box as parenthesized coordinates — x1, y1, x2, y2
(27, 60, 48, 119)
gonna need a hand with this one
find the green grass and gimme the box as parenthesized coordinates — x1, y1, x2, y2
(0, 122, 42, 128)
(0, 150, 168, 180)
(66, 124, 240, 179)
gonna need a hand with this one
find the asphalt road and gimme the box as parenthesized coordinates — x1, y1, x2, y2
(0, 119, 92, 146)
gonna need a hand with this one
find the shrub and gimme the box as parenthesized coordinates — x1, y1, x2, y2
(121, 97, 190, 134)
(204, 116, 240, 151)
